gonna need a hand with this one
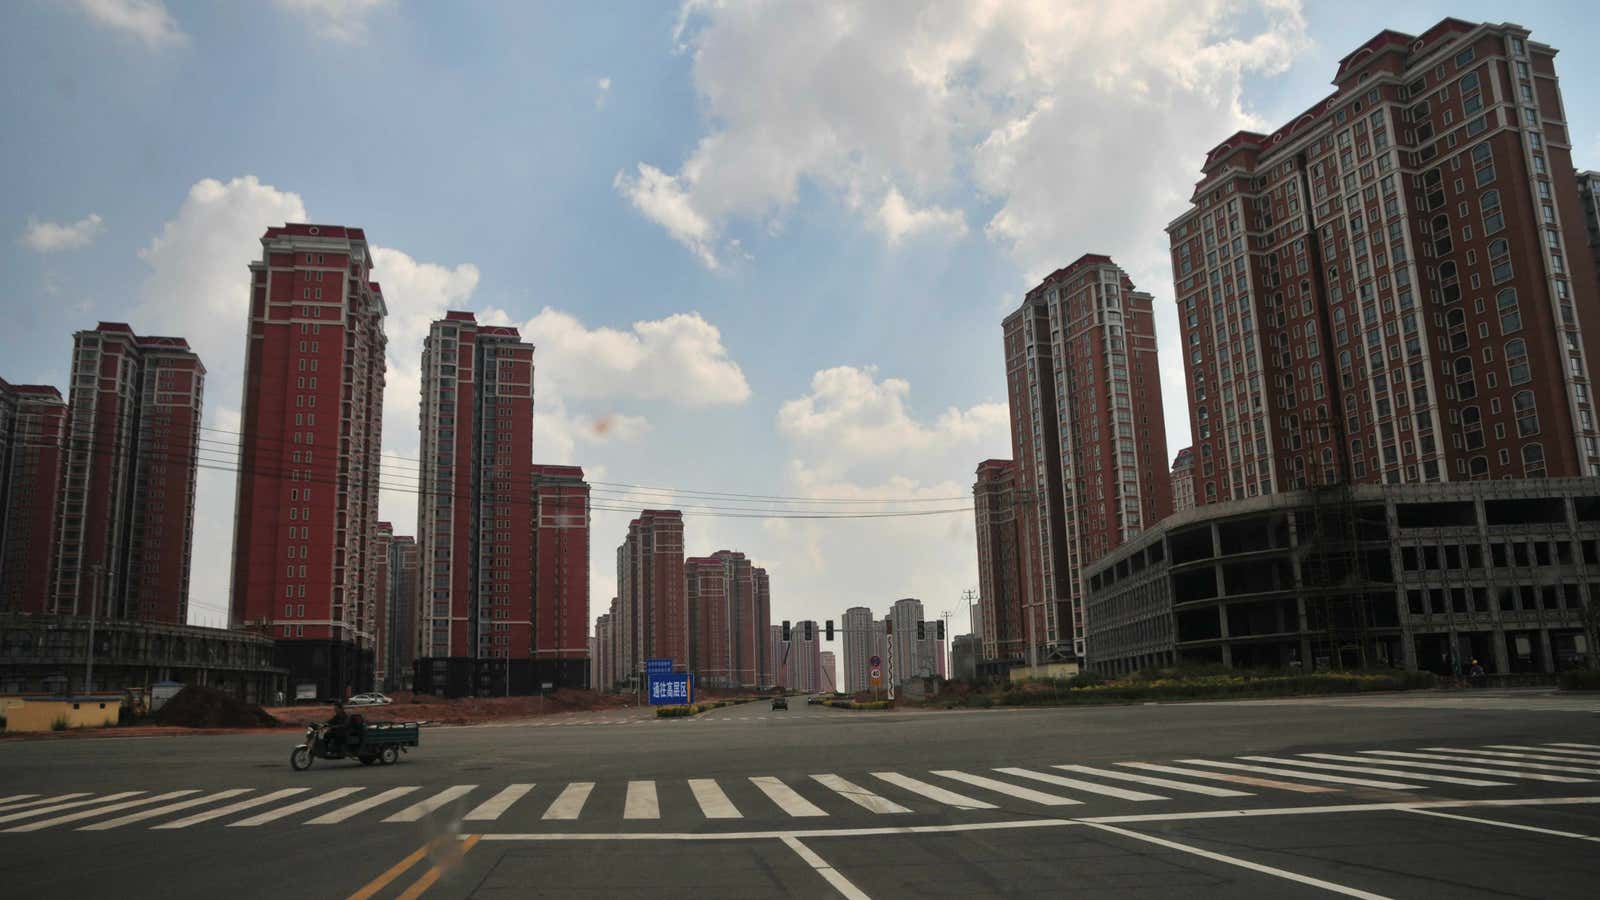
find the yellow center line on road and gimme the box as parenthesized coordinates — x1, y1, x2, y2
(346, 833, 461, 900)
(396, 834, 482, 900)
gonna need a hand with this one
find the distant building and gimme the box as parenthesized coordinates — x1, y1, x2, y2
(415, 311, 536, 697)
(617, 510, 687, 682)
(841, 605, 875, 692)
(786, 620, 822, 692)
(0, 380, 66, 613)
(951, 634, 980, 681)
(1170, 447, 1196, 514)
(532, 464, 591, 688)
(386, 534, 418, 692)
(686, 549, 770, 689)
(230, 224, 385, 699)
(1579, 170, 1600, 282)
(56, 323, 205, 626)
(754, 567, 772, 686)
(768, 624, 783, 689)
(973, 459, 1029, 663)
(371, 522, 393, 690)
(819, 651, 837, 692)
(593, 612, 612, 691)
(887, 598, 924, 685)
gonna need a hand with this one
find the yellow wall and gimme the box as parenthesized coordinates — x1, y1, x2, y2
(1, 697, 122, 732)
(1010, 662, 1082, 681)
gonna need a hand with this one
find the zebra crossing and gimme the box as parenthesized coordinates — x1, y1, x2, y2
(1, 741, 1595, 834)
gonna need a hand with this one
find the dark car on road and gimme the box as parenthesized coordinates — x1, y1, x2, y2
(772, 696, 788, 710)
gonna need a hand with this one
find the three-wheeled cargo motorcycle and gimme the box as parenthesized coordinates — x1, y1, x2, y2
(290, 717, 419, 770)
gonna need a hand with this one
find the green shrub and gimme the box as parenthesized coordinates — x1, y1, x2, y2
(1559, 669, 1600, 691)
(51, 715, 69, 731)
(655, 704, 696, 718)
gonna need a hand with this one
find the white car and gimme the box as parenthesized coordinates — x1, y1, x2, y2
(347, 692, 392, 706)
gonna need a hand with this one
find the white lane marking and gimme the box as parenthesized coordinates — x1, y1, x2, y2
(1237, 756, 1508, 787)
(811, 774, 910, 815)
(1423, 747, 1600, 767)
(1363, 750, 1600, 775)
(1492, 745, 1600, 759)
(1178, 759, 1423, 790)
(870, 772, 996, 810)
(463, 784, 534, 822)
(1054, 764, 1249, 798)
(7, 791, 199, 833)
(751, 776, 828, 817)
(0, 795, 38, 808)
(474, 796, 1600, 842)
(0, 794, 91, 814)
(1303, 753, 1590, 783)
(1551, 743, 1600, 750)
(80, 790, 254, 831)
(933, 770, 1080, 806)
(1118, 762, 1336, 793)
(228, 788, 364, 827)
(155, 789, 307, 829)
(1401, 808, 1600, 843)
(781, 835, 872, 900)
(383, 785, 476, 823)
(306, 786, 419, 824)
(1080, 821, 1392, 899)
(0, 792, 145, 825)
(999, 767, 1165, 801)
(689, 779, 742, 819)
(543, 782, 594, 820)
(624, 781, 660, 820)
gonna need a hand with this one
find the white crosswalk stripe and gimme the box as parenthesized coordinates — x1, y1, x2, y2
(0, 794, 92, 815)
(1179, 759, 1423, 790)
(996, 767, 1166, 801)
(383, 785, 476, 823)
(7, 791, 199, 833)
(1236, 756, 1507, 786)
(1489, 745, 1600, 759)
(1550, 742, 1600, 750)
(1054, 765, 1249, 798)
(934, 770, 1079, 806)
(229, 788, 365, 827)
(624, 781, 660, 819)
(1427, 747, 1600, 767)
(689, 779, 742, 818)
(81, 790, 255, 831)
(306, 787, 419, 824)
(0, 792, 145, 825)
(464, 784, 534, 822)
(1117, 762, 1337, 793)
(1362, 750, 1600, 775)
(543, 782, 594, 820)
(751, 776, 827, 817)
(155, 789, 307, 830)
(811, 774, 910, 814)
(1302, 753, 1591, 783)
(0, 795, 38, 808)
(870, 772, 996, 810)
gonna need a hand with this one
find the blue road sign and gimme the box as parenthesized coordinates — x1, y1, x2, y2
(869, 655, 882, 668)
(647, 672, 693, 706)
(645, 658, 673, 675)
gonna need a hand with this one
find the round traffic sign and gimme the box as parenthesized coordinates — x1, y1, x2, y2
(870, 667, 881, 679)
(869, 655, 882, 667)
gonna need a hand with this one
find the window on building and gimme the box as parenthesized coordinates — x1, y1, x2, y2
(1514, 390, 1540, 437)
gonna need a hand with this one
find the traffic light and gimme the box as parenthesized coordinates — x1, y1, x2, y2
(804, 621, 813, 640)
(782, 620, 791, 641)
(936, 620, 945, 640)
(917, 621, 926, 640)
(825, 620, 834, 641)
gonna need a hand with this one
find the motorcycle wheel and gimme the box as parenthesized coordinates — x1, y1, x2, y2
(290, 746, 313, 771)
(380, 746, 399, 766)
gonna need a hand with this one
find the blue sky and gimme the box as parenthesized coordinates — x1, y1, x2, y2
(5, 1, 1599, 637)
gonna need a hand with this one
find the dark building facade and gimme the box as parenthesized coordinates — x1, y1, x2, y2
(0, 380, 66, 613)
(616, 509, 686, 684)
(972, 459, 1029, 664)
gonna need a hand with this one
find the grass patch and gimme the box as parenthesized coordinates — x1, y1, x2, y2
(985, 669, 1437, 708)
(823, 699, 891, 710)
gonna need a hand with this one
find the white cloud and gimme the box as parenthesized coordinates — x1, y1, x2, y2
(596, 76, 612, 109)
(778, 365, 1006, 468)
(21, 213, 105, 252)
(875, 186, 966, 245)
(613, 163, 720, 269)
(72, 0, 187, 49)
(273, 0, 390, 44)
(515, 307, 751, 408)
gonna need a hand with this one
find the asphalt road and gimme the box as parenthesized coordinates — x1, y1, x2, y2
(2, 689, 1599, 898)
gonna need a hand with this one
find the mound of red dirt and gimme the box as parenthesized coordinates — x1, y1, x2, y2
(153, 685, 280, 728)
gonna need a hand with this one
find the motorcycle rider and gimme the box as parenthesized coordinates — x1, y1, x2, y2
(323, 700, 349, 747)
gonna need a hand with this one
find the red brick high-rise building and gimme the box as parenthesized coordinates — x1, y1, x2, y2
(972, 459, 1029, 663)
(616, 509, 686, 682)
(386, 533, 417, 692)
(371, 521, 393, 691)
(684, 549, 769, 689)
(53, 324, 204, 625)
(1002, 255, 1172, 662)
(1170, 19, 1600, 504)
(0, 380, 67, 612)
(415, 312, 535, 697)
(230, 225, 387, 698)
(532, 464, 590, 687)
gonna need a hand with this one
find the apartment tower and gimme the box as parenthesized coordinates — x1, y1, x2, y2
(230, 224, 386, 698)
(972, 459, 1030, 663)
(414, 312, 535, 697)
(1170, 447, 1197, 513)
(1169, 20, 1600, 504)
(840, 605, 875, 693)
(386, 533, 418, 691)
(616, 509, 686, 682)
(0, 380, 67, 612)
(55, 323, 204, 625)
(532, 464, 591, 687)
(1003, 255, 1172, 662)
